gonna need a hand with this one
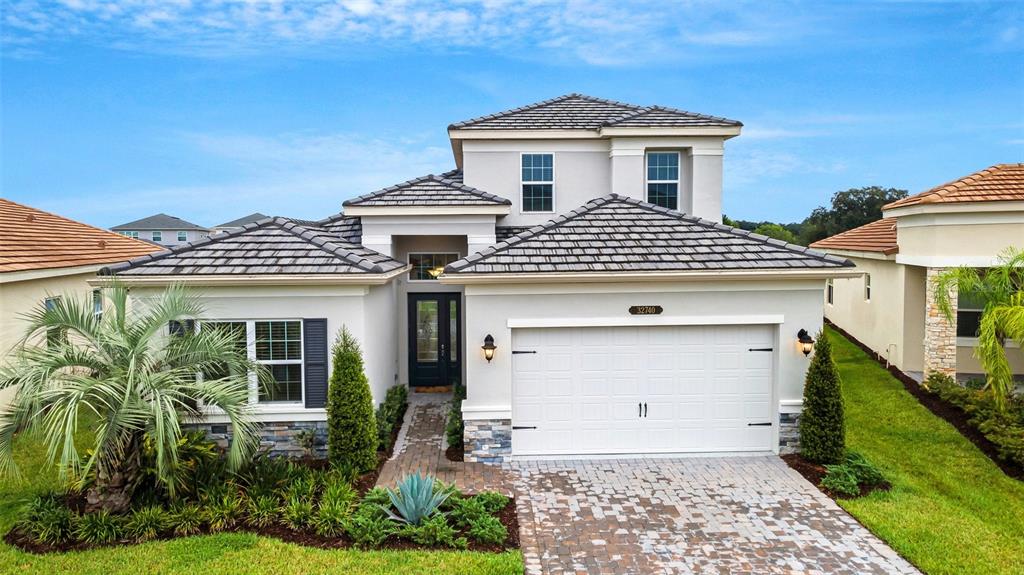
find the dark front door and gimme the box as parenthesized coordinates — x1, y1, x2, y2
(408, 293, 460, 388)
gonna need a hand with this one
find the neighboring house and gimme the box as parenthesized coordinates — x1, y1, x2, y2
(111, 213, 209, 247)
(211, 213, 268, 235)
(99, 94, 857, 461)
(811, 164, 1024, 382)
(0, 199, 160, 408)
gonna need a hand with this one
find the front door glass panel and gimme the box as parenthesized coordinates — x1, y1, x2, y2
(416, 301, 439, 362)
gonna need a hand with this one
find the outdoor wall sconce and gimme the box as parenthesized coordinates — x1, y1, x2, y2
(481, 334, 497, 363)
(797, 329, 815, 356)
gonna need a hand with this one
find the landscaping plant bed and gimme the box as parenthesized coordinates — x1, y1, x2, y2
(5, 496, 519, 555)
(445, 443, 464, 462)
(782, 453, 891, 500)
(825, 320, 1024, 480)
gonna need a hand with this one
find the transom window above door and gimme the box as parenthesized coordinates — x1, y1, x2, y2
(646, 151, 680, 210)
(521, 153, 553, 212)
(409, 253, 460, 281)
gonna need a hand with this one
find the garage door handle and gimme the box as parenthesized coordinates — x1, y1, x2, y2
(748, 348, 773, 352)
(748, 422, 773, 426)
(638, 402, 642, 417)
(512, 426, 537, 430)
(644, 402, 648, 418)
(512, 350, 537, 355)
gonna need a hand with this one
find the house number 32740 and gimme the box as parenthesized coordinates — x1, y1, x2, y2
(628, 305, 663, 315)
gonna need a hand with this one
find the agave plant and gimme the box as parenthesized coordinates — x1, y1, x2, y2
(384, 472, 450, 525)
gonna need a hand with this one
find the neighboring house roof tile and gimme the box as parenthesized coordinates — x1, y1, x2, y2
(342, 174, 510, 207)
(446, 195, 850, 275)
(215, 212, 268, 229)
(448, 93, 741, 131)
(102, 217, 401, 276)
(884, 163, 1024, 209)
(0, 198, 161, 273)
(111, 213, 208, 231)
(809, 218, 899, 255)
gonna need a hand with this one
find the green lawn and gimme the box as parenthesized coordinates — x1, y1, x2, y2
(828, 326, 1024, 575)
(0, 431, 522, 575)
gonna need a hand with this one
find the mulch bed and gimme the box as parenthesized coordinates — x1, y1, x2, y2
(782, 453, 891, 500)
(445, 443, 463, 462)
(826, 319, 1024, 481)
(4, 498, 520, 555)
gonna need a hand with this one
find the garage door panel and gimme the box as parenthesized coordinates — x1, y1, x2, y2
(512, 325, 775, 456)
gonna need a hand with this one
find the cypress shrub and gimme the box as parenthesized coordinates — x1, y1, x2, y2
(327, 327, 378, 472)
(799, 331, 845, 464)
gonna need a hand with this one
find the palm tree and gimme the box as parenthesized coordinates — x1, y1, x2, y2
(934, 248, 1024, 408)
(0, 284, 267, 512)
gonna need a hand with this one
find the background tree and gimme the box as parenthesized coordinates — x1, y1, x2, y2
(799, 186, 908, 244)
(326, 326, 377, 472)
(0, 284, 264, 513)
(752, 223, 799, 244)
(933, 248, 1024, 409)
(799, 332, 846, 464)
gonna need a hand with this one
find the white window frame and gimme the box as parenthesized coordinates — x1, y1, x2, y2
(121, 231, 139, 239)
(520, 152, 555, 214)
(177, 231, 188, 242)
(826, 278, 834, 305)
(151, 231, 162, 242)
(864, 273, 871, 302)
(645, 151, 681, 210)
(408, 252, 461, 282)
(198, 319, 304, 406)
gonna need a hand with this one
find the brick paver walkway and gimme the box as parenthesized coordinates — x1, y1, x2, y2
(378, 393, 919, 575)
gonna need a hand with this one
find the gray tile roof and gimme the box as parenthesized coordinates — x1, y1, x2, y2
(495, 226, 533, 242)
(446, 195, 851, 275)
(111, 213, 208, 231)
(215, 212, 268, 228)
(316, 214, 362, 244)
(448, 94, 741, 131)
(102, 217, 402, 276)
(343, 173, 510, 207)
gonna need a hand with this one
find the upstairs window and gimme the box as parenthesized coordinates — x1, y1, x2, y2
(409, 253, 460, 281)
(521, 154, 553, 212)
(152, 231, 162, 242)
(646, 152, 680, 210)
(177, 231, 188, 242)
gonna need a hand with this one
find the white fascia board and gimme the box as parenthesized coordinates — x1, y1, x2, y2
(196, 408, 327, 424)
(894, 254, 1005, 267)
(779, 399, 803, 413)
(1, 263, 106, 284)
(599, 126, 742, 138)
(89, 266, 410, 287)
(507, 314, 785, 329)
(893, 210, 1024, 228)
(461, 404, 512, 421)
(883, 200, 1024, 219)
(440, 268, 862, 285)
(817, 249, 895, 262)
(344, 205, 511, 217)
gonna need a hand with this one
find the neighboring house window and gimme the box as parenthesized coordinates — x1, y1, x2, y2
(409, 253, 460, 281)
(44, 296, 64, 347)
(956, 292, 985, 338)
(168, 319, 196, 336)
(864, 274, 872, 302)
(92, 289, 103, 320)
(826, 278, 834, 305)
(152, 231, 162, 242)
(120, 231, 139, 239)
(177, 231, 188, 242)
(255, 321, 303, 403)
(646, 152, 680, 210)
(521, 153, 553, 212)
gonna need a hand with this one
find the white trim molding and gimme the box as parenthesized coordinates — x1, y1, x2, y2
(895, 254, 1005, 267)
(442, 268, 862, 285)
(506, 314, 785, 329)
(461, 404, 513, 421)
(1, 263, 107, 284)
(779, 399, 803, 414)
(344, 205, 510, 217)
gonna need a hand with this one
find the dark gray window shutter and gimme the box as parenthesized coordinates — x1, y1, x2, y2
(303, 319, 329, 408)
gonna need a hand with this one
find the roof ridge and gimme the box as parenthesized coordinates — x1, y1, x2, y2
(342, 173, 511, 207)
(603, 104, 742, 127)
(448, 93, 640, 130)
(275, 218, 385, 273)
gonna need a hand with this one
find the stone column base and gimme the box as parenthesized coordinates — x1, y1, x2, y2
(184, 420, 328, 459)
(779, 412, 801, 455)
(464, 419, 512, 464)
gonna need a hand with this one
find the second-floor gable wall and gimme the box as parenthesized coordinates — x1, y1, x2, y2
(460, 135, 726, 227)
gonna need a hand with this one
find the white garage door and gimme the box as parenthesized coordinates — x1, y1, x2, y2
(511, 324, 775, 456)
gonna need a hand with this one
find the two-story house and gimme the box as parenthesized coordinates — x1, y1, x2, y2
(97, 94, 857, 461)
(111, 213, 209, 247)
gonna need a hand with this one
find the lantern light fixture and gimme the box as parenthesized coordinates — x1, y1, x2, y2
(481, 334, 497, 363)
(797, 329, 815, 356)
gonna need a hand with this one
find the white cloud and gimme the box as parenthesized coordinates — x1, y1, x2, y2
(726, 148, 847, 186)
(2, 0, 816, 65)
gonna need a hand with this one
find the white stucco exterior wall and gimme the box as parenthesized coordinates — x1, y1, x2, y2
(459, 279, 825, 422)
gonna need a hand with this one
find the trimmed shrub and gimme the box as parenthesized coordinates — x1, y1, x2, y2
(75, 511, 123, 544)
(326, 326, 378, 473)
(445, 380, 466, 450)
(844, 451, 885, 485)
(926, 372, 1024, 467)
(447, 496, 487, 529)
(474, 491, 510, 514)
(799, 333, 845, 464)
(402, 514, 457, 547)
(345, 507, 397, 548)
(821, 464, 860, 497)
(467, 514, 507, 545)
(376, 385, 408, 451)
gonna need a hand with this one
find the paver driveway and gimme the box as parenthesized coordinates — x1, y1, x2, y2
(379, 394, 918, 575)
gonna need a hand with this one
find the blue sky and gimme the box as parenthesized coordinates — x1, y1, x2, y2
(2, 1, 1022, 229)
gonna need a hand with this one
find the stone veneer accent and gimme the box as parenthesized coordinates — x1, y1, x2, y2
(464, 419, 512, 464)
(779, 412, 801, 455)
(185, 420, 328, 459)
(924, 267, 958, 378)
